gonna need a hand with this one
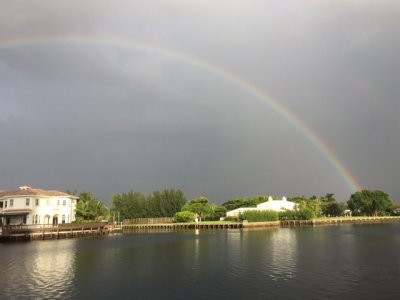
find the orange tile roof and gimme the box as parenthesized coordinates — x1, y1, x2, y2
(0, 187, 77, 198)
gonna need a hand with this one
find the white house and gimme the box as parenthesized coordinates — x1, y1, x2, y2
(226, 196, 296, 217)
(0, 186, 78, 226)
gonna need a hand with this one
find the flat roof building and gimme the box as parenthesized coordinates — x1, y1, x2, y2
(226, 196, 296, 217)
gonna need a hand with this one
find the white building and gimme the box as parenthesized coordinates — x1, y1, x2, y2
(0, 186, 78, 226)
(226, 196, 296, 217)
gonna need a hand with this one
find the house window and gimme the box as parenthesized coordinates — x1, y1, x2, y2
(23, 216, 26, 224)
(62, 215, 66, 224)
(10, 199, 13, 207)
(5, 201, 7, 208)
(26, 198, 30, 206)
(0, 201, 3, 208)
(57, 199, 60, 206)
(63, 199, 66, 206)
(35, 199, 39, 206)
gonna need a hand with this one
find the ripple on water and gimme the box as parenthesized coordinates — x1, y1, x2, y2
(0, 239, 78, 299)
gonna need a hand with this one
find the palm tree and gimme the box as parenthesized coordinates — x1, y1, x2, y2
(75, 192, 109, 222)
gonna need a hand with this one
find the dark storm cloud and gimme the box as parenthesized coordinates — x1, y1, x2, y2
(0, 0, 399, 203)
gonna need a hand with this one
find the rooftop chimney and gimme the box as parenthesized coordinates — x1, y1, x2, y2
(19, 186, 31, 190)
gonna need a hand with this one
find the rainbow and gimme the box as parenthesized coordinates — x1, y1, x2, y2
(0, 34, 362, 192)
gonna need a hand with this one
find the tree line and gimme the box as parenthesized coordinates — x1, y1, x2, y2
(219, 190, 398, 219)
(110, 189, 186, 220)
(288, 190, 397, 217)
(68, 188, 399, 223)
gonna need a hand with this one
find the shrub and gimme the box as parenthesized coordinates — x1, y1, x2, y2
(295, 207, 316, 220)
(239, 210, 278, 222)
(278, 210, 296, 221)
(209, 207, 228, 221)
(175, 211, 196, 223)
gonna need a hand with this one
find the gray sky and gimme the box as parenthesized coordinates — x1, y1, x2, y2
(1, 0, 399, 204)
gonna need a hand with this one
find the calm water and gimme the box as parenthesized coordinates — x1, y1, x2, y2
(1, 223, 400, 299)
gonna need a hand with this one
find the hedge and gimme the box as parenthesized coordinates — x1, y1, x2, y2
(175, 211, 196, 223)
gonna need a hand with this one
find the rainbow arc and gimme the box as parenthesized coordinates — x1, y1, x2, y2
(0, 34, 362, 192)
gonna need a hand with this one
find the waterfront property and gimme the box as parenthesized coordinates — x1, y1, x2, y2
(0, 186, 78, 226)
(226, 196, 296, 217)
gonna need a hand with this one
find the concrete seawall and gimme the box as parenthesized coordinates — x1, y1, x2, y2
(122, 222, 243, 232)
(123, 216, 400, 232)
(311, 216, 400, 225)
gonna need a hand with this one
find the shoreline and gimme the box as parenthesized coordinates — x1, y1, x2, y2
(2, 216, 400, 242)
(122, 216, 400, 231)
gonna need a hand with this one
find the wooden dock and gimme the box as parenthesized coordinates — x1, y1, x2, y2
(0, 222, 120, 242)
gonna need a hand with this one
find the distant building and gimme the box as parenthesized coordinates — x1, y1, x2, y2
(0, 186, 78, 226)
(226, 196, 296, 217)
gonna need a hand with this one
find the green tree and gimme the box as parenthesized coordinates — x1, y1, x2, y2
(322, 202, 345, 217)
(319, 193, 345, 217)
(221, 198, 246, 211)
(75, 192, 108, 221)
(347, 190, 393, 216)
(111, 191, 147, 220)
(181, 197, 213, 221)
(289, 195, 336, 217)
(210, 206, 228, 221)
(322, 193, 336, 202)
(222, 196, 267, 211)
(147, 189, 186, 217)
(288, 196, 310, 209)
(92, 199, 108, 220)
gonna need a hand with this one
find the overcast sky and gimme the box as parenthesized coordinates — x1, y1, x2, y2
(1, 0, 399, 204)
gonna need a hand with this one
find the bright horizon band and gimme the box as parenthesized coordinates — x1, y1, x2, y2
(0, 34, 362, 193)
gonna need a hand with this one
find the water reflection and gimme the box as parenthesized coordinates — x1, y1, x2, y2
(227, 228, 298, 283)
(0, 239, 78, 299)
(268, 228, 298, 281)
(193, 230, 200, 267)
(1, 225, 400, 299)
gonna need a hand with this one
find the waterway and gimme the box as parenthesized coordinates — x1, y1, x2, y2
(1, 223, 400, 299)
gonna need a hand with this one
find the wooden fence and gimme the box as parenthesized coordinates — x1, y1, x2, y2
(123, 217, 175, 225)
